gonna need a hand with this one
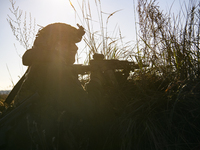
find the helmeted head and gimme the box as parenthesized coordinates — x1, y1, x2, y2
(33, 23, 85, 64)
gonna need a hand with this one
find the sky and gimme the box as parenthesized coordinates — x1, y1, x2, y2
(0, 0, 187, 90)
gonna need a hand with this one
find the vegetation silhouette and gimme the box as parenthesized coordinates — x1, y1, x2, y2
(1, 0, 200, 149)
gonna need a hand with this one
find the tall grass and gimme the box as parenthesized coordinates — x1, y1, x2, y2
(136, 0, 200, 80)
(7, 0, 36, 50)
(69, 0, 200, 82)
(118, 1, 200, 149)
(69, 0, 133, 64)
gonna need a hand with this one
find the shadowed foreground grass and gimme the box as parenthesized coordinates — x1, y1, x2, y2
(0, 94, 8, 112)
(0, 94, 8, 101)
(116, 76, 200, 150)
(1, 76, 200, 150)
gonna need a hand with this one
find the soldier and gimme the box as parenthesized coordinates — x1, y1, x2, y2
(3, 23, 118, 150)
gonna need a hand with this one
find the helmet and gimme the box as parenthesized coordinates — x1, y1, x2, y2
(33, 23, 85, 49)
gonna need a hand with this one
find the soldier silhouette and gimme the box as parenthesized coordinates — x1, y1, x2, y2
(2, 23, 119, 150)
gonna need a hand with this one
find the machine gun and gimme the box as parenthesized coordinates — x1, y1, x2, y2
(73, 53, 147, 75)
